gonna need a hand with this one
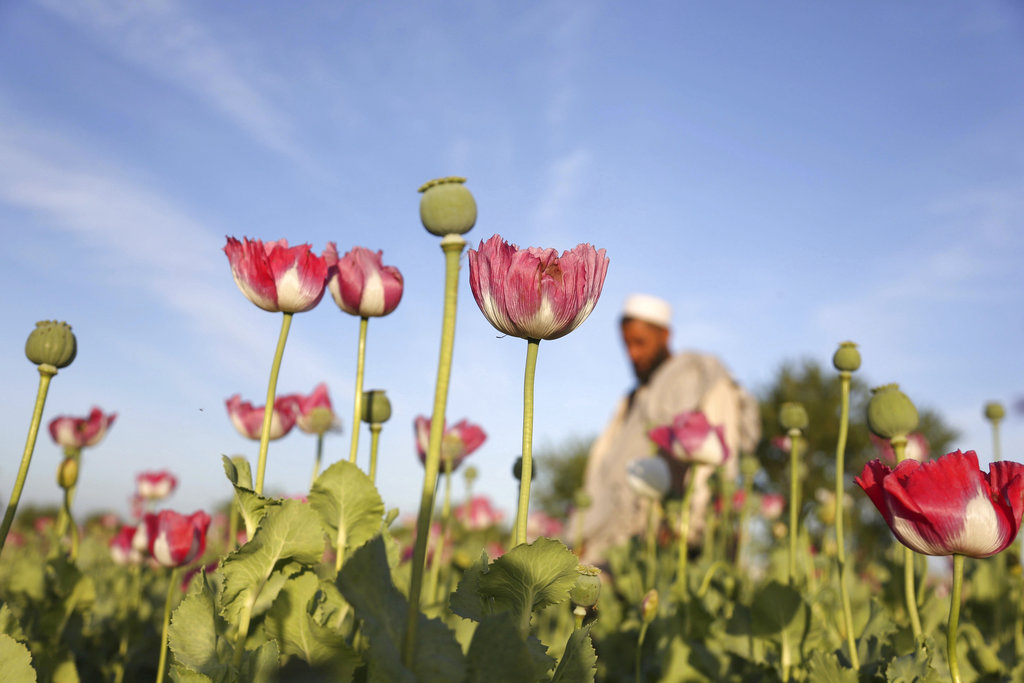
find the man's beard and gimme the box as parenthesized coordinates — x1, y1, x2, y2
(633, 347, 670, 385)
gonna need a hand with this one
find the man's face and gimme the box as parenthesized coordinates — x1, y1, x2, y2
(621, 319, 670, 384)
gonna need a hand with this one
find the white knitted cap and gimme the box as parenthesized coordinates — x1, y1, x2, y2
(622, 294, 672, 329)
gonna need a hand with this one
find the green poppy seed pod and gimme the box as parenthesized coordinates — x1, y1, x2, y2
(984, 402, 1006, 423)
(57, 456, 78, 489)
(573, 490, 592, 510)
(418, 177, 477, 236)
(361, 389, 392, 424)
(641, 589, 659, 623)
(570, 565, 602, 608)
(740, 454, 759, 479)
(25, 320, 76, 369)
(463, 465, 479, 485)
(866, 384, 919, 439)
(832, 341, 861, 373)
(779, 402, 808, 432)
(512, 456, 531, 481)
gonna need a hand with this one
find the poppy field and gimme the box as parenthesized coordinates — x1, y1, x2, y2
(1, 178, 1021, 682)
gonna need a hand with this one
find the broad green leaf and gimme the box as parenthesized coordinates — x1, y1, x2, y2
(169, 666, 213, 683)
(168, 571, 233, 681)
(466, 612, 550, 683)
(241, 639, 280, 683)
(219, 500, 326, 633)
(450, 551, 490, 622)
(5, 554, 44, 601)
(748, 581, 802, 636)
(222, 455, 279, 539)
(0, 634, 36, 683)
(0, 604, 26, 641)
(264, 568, 359, 672)
(856, 599, 898, 669)
(308, 461, 385, 563)
(51, 658, 79, 683)
(806, 650, 858, 683)
(337, 535, 466, 683)
(551, 624, 597, 683)
(476, 538, 579, 636)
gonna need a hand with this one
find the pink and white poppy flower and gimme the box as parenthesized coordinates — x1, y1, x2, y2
(648, 411, 729, 466)
(468, 234, 609, 341)
(48, 407, 117, 450)
(226, 394, 298, 441)
(110, 525, 143, 566)
(287, 383, 342, 436)
(414, 416, 487, 471)
(856, 449, 1024, 558)
(455, 496, 505, 531)
(323, 244, 404, 318)
(136, 471, 178, 501)
(223, 237, 327, 313)
(137, 510, 212, 567)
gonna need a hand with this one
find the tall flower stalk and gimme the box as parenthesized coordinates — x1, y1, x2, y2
(832, 342, 860, 668)
(349, 317, 368, 463)
(224, 237, 328, 494)
(867, 383, 922, 642)
(1, 320, 75, 554)
(948, 554, 965, 683)
(404, 175, 477, 667)
(779, 402, 808, 585)
(515, 338, 540, 545)
(362, 389, 391, 484)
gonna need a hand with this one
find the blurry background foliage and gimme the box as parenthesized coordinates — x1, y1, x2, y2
(533, 358, 959, 552)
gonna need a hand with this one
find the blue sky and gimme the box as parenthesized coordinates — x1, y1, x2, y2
(0, 1, 1021, 522)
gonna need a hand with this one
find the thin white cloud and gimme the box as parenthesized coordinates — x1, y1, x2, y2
(531, 148, 592, 239)
(33, 0, 304, 162)
(0, 112, 331, 383)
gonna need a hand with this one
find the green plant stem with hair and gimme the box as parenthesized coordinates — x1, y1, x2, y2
(788, 428, 802, 585)
(735, 462, 755, 567)
(947, 554, 964, 683)
(368, 423, 382, 484)
(114, 564, 142, 683)
(697, 561, 729, 599)
(0, 365, 56, 555)
(645, 500, 659, 591)
(310, 432, 325, 489)
(675, 471, 699, 597)
(348, 316, 369, 465)
(892, 436, 923, 642)
(155, 567, 181, 683)
(426, 457, 454, 606)
(254, 312, 293, 495)
(635, 619, 650, 683)
(514, 338, 541, 546)
(834, 371, 860, 669)
(403, 234, 465, 668)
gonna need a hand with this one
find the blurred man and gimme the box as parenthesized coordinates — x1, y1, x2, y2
(577, 294, 760, 562)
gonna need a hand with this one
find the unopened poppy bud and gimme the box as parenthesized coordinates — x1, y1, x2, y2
(57, 457, 78, 489)
(641, 589, 659, 623)
(740, 454, 759, 479)
(25, 320, 77, 370)
(574, 490, 592, 510)
(418, 177, 477, 236)
(570, 565, 602, 608)
(513, 456, 531, 481)
(779, 402, 808, 432)
(832, 341, 861, 373)
(984, 402, 1005, 423)
(867, 384, 919, 439)
(361, 389, 392, 424)
(463, 465, 479, 486)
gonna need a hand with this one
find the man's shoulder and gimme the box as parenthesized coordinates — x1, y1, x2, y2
(660, 351, 728, 375)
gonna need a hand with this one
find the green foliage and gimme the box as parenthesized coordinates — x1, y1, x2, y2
(532, 436, 593, 518)
(308, 460, 385, 562)
(0, 634, 36, 683)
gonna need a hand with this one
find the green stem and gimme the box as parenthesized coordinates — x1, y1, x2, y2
(697, 561, 729, 599)
(64, 480, 80, 561)
(310, 432, 324, 489)
(368, 424, 382, 484)
(228, 499, 240, 549)
(736, 460, 754, 568)
(892, 437, 923, 642)
(834, 372, 860, 669)
(635, 621, 649, 683)
(114, 564, 141, 683)
(991, 420, 1002, 462)
(514, 338, 541, 547)
(348, 316, 369, 465)
(788, 428, 802, 585)
(403, 233, 466, 668)
(427, 459, 454, 606)
(675, 471, 699, 597)
(947, 554, 964, 683)
(255, 312, 293, 495)
(0, 366, 55, 556)
(155, 567, 180, 683)
(645, 499, 658, 591)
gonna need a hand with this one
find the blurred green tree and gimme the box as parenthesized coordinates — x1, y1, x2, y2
(533, 436, 593, 519)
